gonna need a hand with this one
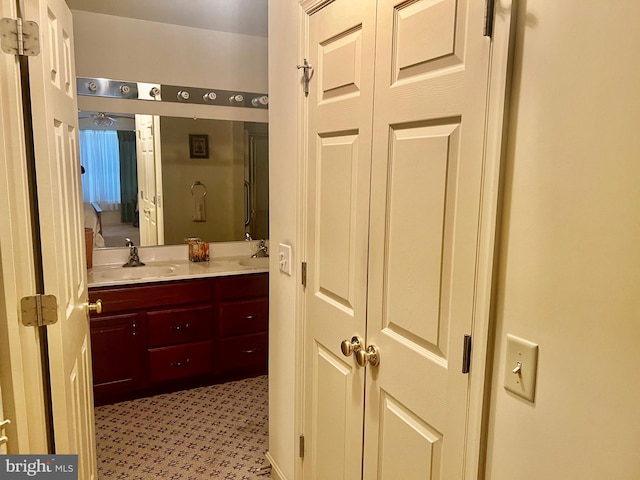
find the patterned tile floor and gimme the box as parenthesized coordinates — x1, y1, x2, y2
(94, 375, 270, 479)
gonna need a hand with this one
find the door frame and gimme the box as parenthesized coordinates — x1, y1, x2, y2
(294, 0, 518, 477)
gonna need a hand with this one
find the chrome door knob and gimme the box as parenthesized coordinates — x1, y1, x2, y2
(86, 299, 102, 315)
(355, 344, 380, 367)
(340, 336, 363, 357)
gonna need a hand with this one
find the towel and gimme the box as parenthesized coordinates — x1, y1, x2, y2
(193, 194, 206, 222)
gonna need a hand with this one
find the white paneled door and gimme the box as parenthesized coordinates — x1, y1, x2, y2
(303, 1, 376, 478)
(25, 0, 97, 476)
(304, 0, 492, 478)
(135, 114, 164, 246)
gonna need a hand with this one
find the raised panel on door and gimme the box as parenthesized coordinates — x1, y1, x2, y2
(303, 0, 376, 478)
(364, 0, 492, 478)
(26, 0, 97, 476)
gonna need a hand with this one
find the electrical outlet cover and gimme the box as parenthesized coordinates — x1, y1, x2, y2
(504, 334, 539, 402)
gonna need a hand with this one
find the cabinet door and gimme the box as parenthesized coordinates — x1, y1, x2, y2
(90, 313, 142, 403)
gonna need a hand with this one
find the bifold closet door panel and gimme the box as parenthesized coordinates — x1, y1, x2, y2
(303, 0, 377, 479)
(363, 0, 493, 478)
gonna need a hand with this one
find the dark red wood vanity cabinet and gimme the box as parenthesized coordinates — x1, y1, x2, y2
(88, 273, 268, 405)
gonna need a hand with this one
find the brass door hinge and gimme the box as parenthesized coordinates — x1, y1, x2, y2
(0, 17, 40, 56)
(20, 294, 58, 327)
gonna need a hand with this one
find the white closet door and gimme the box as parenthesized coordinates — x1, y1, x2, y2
(135, 114, 161, 245)
(363, 0, 492, 478)
(302, 0, 376, 478)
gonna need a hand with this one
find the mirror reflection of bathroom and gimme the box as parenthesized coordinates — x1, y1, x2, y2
(79, 113, 269, 248)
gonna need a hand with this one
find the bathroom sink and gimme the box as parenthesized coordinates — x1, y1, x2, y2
(237, 257, 269, 268)
(94, 265, 176, 281)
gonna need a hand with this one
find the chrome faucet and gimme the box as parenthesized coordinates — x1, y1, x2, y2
(123, 238, 145, 267)
(252, 239, 268, 258)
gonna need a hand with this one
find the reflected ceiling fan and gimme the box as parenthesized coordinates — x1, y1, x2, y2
(78, 111, 133, 127)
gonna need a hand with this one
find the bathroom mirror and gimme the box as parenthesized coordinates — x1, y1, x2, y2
(68, 0, 269, 248)
(79, 112, 268, 248)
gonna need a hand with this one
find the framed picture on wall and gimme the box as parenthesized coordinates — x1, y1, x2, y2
(189, 134, 209, 159)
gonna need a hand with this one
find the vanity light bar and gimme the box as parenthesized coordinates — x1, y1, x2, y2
(77, 77, 139, 99)
(76, 77, 268, 109)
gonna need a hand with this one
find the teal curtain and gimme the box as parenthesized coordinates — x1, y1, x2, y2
(117, 131, 138, 224)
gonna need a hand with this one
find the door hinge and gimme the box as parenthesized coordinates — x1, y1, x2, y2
(301, 262, 307, 287)
(483, 0, 495, 37)
(20, 294, 58, 327)
(0, 17, 40, 56)
(462, 334, 472, 374)
(299, 435, 305, 458)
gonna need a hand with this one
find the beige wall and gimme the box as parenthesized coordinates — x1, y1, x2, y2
(160, 117, 246, 244)
(485, 1, 640, 478)
(267, 0, 301, 478)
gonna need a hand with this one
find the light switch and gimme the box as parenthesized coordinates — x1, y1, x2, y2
(278, 243, 292, 275)
(504, 334, 539, 402)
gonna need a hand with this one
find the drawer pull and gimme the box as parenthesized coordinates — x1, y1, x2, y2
(242, 349, 256, 354)
(241, 315, 255, 320)
(170, 359, 191, 367)
(172, 323, 190, 331)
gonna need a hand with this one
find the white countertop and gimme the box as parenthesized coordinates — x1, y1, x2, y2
(88, 241, 270, 288)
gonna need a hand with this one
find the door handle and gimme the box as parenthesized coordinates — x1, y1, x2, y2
(355, 344, 380, 367)
(340, 336, 363, 357)
(86, 299, 103, 314)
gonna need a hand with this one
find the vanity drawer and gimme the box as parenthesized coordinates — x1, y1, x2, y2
(215, 274, 268, 301)
(219, 332, 268, 372)
(219, 299, 268, 337)
(147, 305, 213, 347)
(89, 279, 212, 314)
(148, 340, 213, 383)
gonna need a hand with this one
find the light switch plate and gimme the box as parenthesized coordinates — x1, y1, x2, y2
(278, 243, 292, 275)
(504, 334, 539, 402)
